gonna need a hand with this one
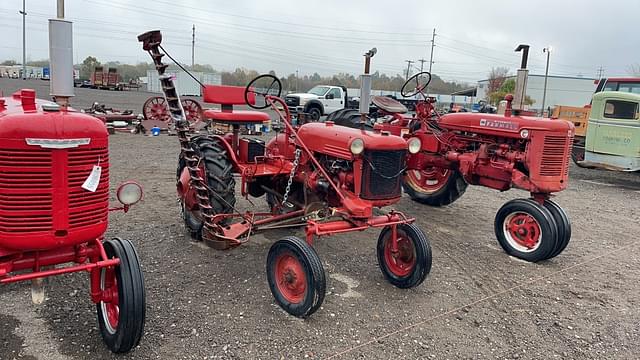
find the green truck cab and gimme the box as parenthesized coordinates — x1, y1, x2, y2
(583, 91, 640, 171)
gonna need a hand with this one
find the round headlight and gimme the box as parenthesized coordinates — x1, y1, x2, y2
(520, 129, 529, 139)
(350, 138, 365, 155)
(408, 137, 422, 154)
(117, 181, 143, 205)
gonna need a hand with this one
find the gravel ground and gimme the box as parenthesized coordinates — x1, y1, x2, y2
(1, 78, 639, 359)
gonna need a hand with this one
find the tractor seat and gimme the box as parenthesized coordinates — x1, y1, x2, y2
(203, 109, 269, 124)
(202, 85, 270, 124)
(372, 96, 408, 114)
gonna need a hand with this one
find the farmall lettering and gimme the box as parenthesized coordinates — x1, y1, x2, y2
(479, 118, 518, 131)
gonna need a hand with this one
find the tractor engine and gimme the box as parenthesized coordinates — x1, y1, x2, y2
(0, 90, 110, 253)
(412, 112, 575, 194)
(274, 122, 410, 211)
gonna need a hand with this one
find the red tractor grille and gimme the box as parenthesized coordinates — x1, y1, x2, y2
(68, 147, 109, 228)
(0, 149, 53, 232)
(540, 135, 570, 177)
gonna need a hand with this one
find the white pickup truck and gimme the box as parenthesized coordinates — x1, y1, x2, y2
(285, 85, 348, 120)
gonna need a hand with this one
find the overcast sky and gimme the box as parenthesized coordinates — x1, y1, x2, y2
(0, 0, 636, 83)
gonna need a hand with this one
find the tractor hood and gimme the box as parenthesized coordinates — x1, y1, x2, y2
(0, 90, 108, 142)
(438, 113, 575, 138)
(297, 122, 408, 160)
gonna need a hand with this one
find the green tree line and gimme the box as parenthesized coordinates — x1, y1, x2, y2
(2, 56, 469, 94)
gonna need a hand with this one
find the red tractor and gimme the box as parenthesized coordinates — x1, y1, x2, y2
(329, 72, 574, 263)
(0, 90, 145, 353)
(138, 30, 432, 317)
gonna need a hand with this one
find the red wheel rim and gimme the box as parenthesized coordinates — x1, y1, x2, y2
(274, 253, 307, 304)
(143, 97, 171, 122)
(406, 167, 450, 194)
(182, 99, 203, 124)
(503, 212, 542, 252)
(383, 232, 416, 277)
(100, 267, 119, 333)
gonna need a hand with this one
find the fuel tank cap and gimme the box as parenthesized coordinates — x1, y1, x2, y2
(42, 102, 61, 112)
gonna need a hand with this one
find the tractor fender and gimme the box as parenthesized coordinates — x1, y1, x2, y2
(304, 100, 324, 115)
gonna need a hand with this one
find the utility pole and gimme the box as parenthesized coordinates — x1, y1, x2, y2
(596, 66, 604, 79)
(541, 46, 552, 117)
(405, 60, 414, 80)
(418, 58, 427, 72)
(191, 24, 195, 67)
(295, 70, 299, 92)
(428, 28, 436, 74)
(20, 0, 26, 79)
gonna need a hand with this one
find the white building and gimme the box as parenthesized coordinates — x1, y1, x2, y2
(146, 70, 222, 96)
(476, 74, 597, 111)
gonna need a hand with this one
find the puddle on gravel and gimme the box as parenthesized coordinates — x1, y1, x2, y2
(0, 313, 37, 360)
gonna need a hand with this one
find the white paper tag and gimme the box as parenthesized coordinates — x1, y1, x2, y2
(82, 165, 102, 192)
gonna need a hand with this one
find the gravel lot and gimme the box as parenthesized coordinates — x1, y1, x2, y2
(1, 78, 639, 359)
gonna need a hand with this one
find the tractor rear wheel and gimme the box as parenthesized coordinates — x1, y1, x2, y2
(494, 199, 558, 262)
(543, 199, 571, 259)
(403, 168, 468, 206)
(325, 108, 373, 130)
(97, 238, 146, 353)
(377, 223, 432, 289)
(177, 137, 236, 245)
(266, 236, 326, 318)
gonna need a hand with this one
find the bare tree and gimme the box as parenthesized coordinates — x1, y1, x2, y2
(627, 64, 640, 77)
(487, 67, 510, 94)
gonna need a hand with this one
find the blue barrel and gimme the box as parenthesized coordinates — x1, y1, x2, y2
(151, 126, 161, 136)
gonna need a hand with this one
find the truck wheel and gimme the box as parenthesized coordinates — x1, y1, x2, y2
(176, 137, 236, 243)
(403, 168, 468, 206)
(542, 199, 571, 259)
(494, 199, 558, 262)
(97, 238, 146, 353)
(377, 223, 432, 289)
(307, 107, 322, 121)
(266, 236, 326, 318)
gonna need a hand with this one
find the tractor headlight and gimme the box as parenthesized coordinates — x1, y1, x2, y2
(520, 129, 529, 139)
(407, 137, 422, 154)
(117, 181, 143, 206)
(350, 138, 365, 155)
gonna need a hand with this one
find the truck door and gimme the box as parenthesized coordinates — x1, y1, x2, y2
(587, 97, 640, 163)
(324, 88, 344, 115)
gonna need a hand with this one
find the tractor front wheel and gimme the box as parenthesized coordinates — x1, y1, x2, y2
(97, 238, 146, 353)
(377, 223, 432, 289)
(266, 236, 326, 318)
(494, 199, 558, 262)
(543, 199, 571, 259)
(403, 168, 468, 206)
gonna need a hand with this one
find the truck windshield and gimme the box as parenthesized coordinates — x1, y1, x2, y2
(308, 86, 330, 96)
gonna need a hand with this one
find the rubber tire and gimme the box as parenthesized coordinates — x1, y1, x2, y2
(97, 238, 146, 353)
(543, 199, 571, 259)
(306, 107, 322, 121)
(494, 199, 558, 262)
(266, 236, 326, 318)
(403, 169, 468, 206)
(377, 223, 432, 289)
(326, 108, 373, 130)
(176, 136, 236, 241)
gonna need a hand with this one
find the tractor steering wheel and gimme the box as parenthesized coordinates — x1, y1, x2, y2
(401, 71, 432, 98)
(244, 74, 283, 109)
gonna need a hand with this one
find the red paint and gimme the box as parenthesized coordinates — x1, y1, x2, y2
(274, 253, 307, 303)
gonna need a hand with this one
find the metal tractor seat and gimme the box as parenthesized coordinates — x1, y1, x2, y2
(202, 85, 270, 124)
(372, 95, 408, 114)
